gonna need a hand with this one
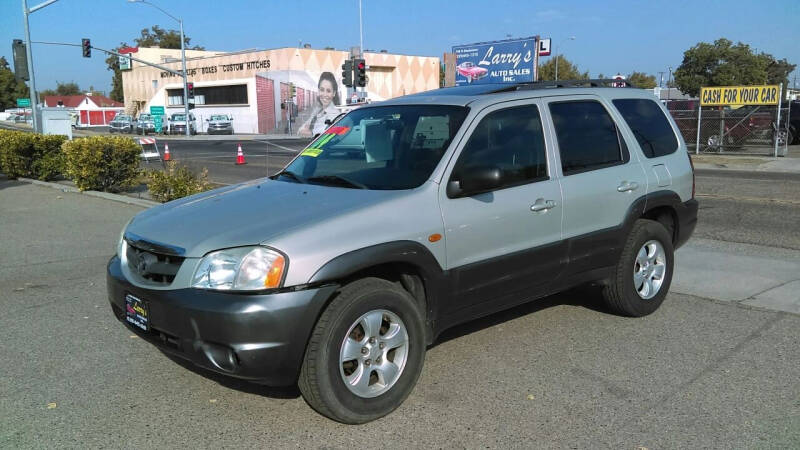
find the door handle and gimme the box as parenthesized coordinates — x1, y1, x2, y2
(531, 199, 558, 212)
(617, 181, 639, 192)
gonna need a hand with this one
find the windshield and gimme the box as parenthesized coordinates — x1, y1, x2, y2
(138, 114, 151, 121)
(115, 114, 132, 121)
(171, 114, 186, 121)
(278, 105, 469, 190)
(210, 115, 229, 121)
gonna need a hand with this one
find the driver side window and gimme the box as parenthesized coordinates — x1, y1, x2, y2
(451, 104, 548, 191)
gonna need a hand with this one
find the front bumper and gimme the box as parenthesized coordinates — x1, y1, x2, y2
(107, 256, 338, 386)
(208, 126, 232, 134)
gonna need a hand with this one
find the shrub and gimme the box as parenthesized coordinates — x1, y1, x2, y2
(62, 135, 141, 191)
(0, 130, 67, 180)
(147, 161, 211, 203)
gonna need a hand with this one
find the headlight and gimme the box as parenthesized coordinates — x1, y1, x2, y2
(117, 217, 134, 256)
(191, 246, 286, 291)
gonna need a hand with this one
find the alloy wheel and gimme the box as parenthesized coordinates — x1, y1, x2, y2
(633, 240, 667, 300)
(339, 309, 409, 398)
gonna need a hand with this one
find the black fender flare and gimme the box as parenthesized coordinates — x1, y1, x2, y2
(308, 241, 448, 341)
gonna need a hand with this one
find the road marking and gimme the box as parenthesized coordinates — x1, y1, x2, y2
(256, 140, 304, 153)
(695, 193, 800, 205)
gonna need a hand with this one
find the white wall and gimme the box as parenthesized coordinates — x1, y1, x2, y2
(144, 77, 259, 134)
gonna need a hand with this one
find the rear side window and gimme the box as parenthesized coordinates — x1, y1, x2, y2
(452, 104, 548, 190)
(613, 99, 678, 158)
(549, 101, 626, 175)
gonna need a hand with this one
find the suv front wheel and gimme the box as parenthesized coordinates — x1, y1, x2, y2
(602, 219, 675, 317)
(298, 277, 426, 424)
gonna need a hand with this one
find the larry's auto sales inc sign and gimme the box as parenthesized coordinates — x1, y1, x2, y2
(452, 37, 538, 85)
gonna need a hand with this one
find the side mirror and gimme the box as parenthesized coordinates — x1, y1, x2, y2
(324, 119, 332, 125)
(447, 165, 503, 198)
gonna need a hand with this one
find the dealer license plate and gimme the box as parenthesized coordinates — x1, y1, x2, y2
(125, 294, 149, 331)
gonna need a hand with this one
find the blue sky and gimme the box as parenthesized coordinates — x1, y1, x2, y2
(1, 0, 798, 94)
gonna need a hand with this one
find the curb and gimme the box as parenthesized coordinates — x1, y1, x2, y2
(17, 177, 160, 208)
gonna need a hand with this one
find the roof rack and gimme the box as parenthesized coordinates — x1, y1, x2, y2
(488, 79, 638, 94)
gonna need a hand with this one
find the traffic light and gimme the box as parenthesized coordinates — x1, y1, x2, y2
(186, 82, 195, 110)
(81, 38, 91, 58)
(12, 39, 29, 81)
(289, 82, 296, 97)
(354, 58, 366, 87)
(341, 59, 353, 87)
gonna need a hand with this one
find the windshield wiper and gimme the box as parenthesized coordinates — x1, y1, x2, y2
(272, 170, 307, 184)
(307, 175, 368, 189)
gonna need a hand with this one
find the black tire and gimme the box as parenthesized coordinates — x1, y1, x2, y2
(602, 219, 674, 317)
(298, 277, 426, 424)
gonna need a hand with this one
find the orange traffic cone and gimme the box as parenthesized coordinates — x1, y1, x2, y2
(163, 144, 171, 161)
(236, 143, 246, 165)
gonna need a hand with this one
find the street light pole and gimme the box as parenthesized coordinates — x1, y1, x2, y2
(21, 0, 60, 133)
(128, 0, 190, 136)
(554, 36, 575, 82)
(179, 19, 189, 136)
(22, 0, 38, 132)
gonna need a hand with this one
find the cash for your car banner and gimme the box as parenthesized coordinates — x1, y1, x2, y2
(700, 85, 780, 106)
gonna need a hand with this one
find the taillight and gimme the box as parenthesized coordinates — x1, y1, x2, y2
(688, 153, 696, 199)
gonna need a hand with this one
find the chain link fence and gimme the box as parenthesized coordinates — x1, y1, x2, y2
(668, 104, 791, 156)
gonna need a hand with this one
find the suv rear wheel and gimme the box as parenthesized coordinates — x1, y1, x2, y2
(298, 277, 426, 424)
(602, 219, 674, 317)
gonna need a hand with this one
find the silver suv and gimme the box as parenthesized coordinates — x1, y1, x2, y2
(108, 80, 698, 424)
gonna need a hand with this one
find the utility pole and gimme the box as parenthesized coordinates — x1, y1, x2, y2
(128, 0, 190, 136)
(657, 71, 665, 88)
(21, 0, 60, 133)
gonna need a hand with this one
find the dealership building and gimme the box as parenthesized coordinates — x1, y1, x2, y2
(121, 46, 440, 134)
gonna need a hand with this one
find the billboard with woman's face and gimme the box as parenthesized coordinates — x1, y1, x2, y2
(298, 72, 342, 137)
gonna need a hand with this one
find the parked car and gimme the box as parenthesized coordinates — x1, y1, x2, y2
(206, 114, 233, 135)
(785, 100, 799, 145)
(109, 114, 134, 134)
(456, 61, 489, 82)
(168, 112, 197, 135)
(666, 101, 776, 149)
(108, 81, 698, 424)
(135, 114, 156, 135)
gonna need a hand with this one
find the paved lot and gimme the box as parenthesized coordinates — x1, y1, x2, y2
(1, 177, 798, 448)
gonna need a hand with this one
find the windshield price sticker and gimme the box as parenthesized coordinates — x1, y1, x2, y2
(302, 126, 351, 157)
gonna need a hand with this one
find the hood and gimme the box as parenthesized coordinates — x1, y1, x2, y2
(126, 178, 405, 257)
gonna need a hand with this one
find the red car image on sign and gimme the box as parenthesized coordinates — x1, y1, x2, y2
(456, 61, 489, 83)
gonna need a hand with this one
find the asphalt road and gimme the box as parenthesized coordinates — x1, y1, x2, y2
(148, 139, 308, 185)
(1, 177, 798, 448)
(693, 169, 800, 250)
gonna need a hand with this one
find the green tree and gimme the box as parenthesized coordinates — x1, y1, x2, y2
(627, 72, 657, 89)
(106, 26, 204, 102)
(38, 81, 83, 101)
(674, 38, 795, 97)
(538, 56, 589, 81)
(0, 56, 30, 110)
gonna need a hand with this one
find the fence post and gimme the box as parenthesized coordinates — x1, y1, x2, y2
(695, 105, 702, 155)
(775, 83, 783, 158)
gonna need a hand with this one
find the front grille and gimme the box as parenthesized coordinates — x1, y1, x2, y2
(125, 241, 185, 285)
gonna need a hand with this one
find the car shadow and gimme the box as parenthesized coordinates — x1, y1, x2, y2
(431, 283, 614, 348)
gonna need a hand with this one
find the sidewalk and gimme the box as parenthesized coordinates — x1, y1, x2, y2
(690, 145, 800, 173)
(673, 238, 800, 314)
